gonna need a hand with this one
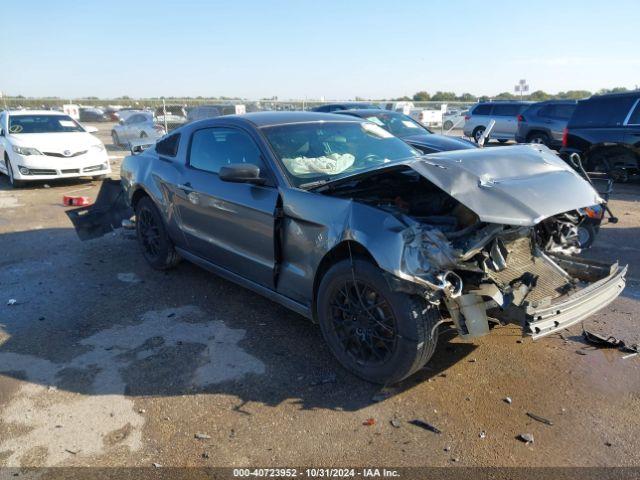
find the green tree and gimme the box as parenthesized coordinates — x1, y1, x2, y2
(528, 90, 551, 101)
(458, 92, 476, 102)
(495, 92, 516, 100)
(431, 91, 457, 101)
(597, 87, 629, 95)
(412, 91, 431, 101)
(557, 90, 591, 99)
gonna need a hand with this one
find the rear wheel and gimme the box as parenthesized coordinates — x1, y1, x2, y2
(498, 139, 509, 144)
(443, 120, 454, 130)
(140, 131, 148, 139)
(111, 131, 120, 146)
(135, 196, 180, 270)
(473, 127, 486, 144)
(317, 258, 439, 384)
(527, 132, 549, 146)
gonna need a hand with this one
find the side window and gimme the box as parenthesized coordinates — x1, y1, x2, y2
(472, 104, 492, 115)
(156, 133, 181, 157)
(572, 96, 637, 127)
(493, 104, 520, 116)
(537, 105, 553, 118)
(553, 104, 576, 120)
(625, 100, 640, 125)
(189, 127, 265, 174)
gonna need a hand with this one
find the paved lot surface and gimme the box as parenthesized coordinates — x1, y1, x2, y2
(0, 123, 639, 469)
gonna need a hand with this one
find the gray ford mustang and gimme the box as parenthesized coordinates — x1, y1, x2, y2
(120, 112, 627, 384)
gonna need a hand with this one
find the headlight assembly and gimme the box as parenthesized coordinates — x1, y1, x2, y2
(12, 145, 42, 156)
(91, 144, 106, 152)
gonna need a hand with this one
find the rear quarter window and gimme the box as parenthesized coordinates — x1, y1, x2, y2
(472, 104, 492, 115)
(492, 104, 521, 116)
(570, 96, 637, 128)
(156, 133, 181, 157)
(625, 100, 640, 125)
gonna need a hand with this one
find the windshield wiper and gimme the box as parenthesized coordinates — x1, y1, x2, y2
(299, 179, 333, 190)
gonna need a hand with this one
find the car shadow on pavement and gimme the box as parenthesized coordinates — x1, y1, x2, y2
(0, 227, 476, 413)
(0, 176, 98, 191)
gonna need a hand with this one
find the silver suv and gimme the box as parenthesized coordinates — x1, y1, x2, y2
(463, 102, 531, 143)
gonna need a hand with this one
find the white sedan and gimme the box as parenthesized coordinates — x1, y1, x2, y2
(0, 110, 111, 187)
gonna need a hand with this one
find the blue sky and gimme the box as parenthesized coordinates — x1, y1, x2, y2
(1, 0, 638, 99)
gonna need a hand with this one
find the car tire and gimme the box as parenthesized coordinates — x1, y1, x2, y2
(443, 120, 453, 130)
(497, 139, 508, 144)
(111, 131, 120, 146)
(577, 223, 598, 249)
(473, 127, 486, 144)
(527, 132, 549, 146)
(5, 156, 25, 188)
(135, 196, 181, 270)
(316, 258, 439, 384)
(140, 131, 148, 139)
(92, 174, 108, 180)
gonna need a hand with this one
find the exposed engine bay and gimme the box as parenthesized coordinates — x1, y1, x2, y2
(323, 165, 626, 340)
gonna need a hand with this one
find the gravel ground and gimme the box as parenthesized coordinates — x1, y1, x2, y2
(0, 123, 639, 471)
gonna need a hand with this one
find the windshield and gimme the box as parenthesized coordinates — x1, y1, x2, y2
(8, 115, 84, 134)
(262, 121, 421, 188)
(363, 112, 429, 138)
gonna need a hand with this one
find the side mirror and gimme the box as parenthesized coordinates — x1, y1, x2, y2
(219, 163, 266, 185)
(119, 119, 125, 125)
(85, 126, 99, 133)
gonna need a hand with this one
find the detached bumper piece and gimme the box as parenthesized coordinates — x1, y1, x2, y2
(524, 264, 627, 339)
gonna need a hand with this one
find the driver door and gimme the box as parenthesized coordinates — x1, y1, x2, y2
(173, 126, 279, 289)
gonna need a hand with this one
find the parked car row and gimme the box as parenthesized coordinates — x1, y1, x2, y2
(461, 91, 640, 183)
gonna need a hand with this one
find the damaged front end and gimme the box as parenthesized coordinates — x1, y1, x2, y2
(322, 145, 627, 341)
(401, 222, 626, 340)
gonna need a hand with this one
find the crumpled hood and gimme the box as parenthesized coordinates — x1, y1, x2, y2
(9, 132, 101, 153)
(403, 133, 476, 152)
(408, 145, 602, 226)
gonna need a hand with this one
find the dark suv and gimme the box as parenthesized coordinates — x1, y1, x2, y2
(561, 92, 640, 180)
(515, 100, 577, 149)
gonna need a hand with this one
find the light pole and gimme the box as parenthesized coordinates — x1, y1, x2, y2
(514, 79, 529, 100)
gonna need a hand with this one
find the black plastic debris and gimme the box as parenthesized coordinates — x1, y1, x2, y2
(526, 412, 553, 426)
(408, 419, 441, 434)
(583, 328, 640, 356)
(517, 433, 534, 444)
(66, 179, 133, 241)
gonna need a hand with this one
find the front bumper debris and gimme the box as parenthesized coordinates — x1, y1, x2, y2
(524, 264, 627, 339)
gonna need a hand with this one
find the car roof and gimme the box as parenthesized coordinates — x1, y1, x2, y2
(334, 109, 400, 117)
(5, 110, 67, 116)
(584, 91, 640, 101)
(236, 111, 364, 127)
(475, 101, 532, 105)
(532, 99, 578, 105)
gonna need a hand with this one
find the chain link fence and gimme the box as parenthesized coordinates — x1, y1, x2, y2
(1, 96, 477, 145)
